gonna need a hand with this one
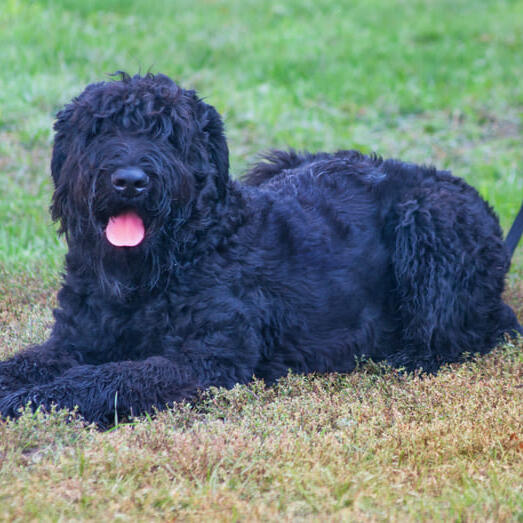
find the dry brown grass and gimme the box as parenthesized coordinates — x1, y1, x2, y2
(0, 280, 521, 521)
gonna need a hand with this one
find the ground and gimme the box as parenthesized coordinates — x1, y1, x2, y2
(0, 0, 522, 519)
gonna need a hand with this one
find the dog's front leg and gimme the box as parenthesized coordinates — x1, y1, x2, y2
(0, 340, 79, 394)
(0, 352, 256, 426)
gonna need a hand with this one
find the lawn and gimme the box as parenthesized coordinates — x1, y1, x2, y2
(0, 0, 522, 520)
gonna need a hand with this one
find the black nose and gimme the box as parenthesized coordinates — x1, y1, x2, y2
(111, 167, 149, 196)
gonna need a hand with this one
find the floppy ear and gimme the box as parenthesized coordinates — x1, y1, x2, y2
(50, 103, 76, 233)
(195, 98, 230, 196)
(202, 103, 229, 180)
(50, 82, 103, 229)
(50, 104, 76, 181)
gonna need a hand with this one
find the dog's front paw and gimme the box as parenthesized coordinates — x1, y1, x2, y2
(0, 384, 83, 422)
(0, 388, 34, 419)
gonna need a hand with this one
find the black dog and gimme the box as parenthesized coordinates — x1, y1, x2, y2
(1, 73, 521, 426)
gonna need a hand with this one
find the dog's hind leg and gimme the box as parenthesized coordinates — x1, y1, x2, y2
(387, 188, 517, 372)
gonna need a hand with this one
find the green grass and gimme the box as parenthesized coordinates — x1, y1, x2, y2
(0, 0, 522, 520)
(1, 0, 522, 277)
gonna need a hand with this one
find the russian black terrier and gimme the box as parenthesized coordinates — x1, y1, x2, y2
(1, 73, 521, 426)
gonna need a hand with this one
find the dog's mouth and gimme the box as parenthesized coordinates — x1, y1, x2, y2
(105, 210, 145, 247)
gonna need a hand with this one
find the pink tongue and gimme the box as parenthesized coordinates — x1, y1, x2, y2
(105, 211, 145, 247)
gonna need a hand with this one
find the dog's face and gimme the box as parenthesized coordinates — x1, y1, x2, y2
(50, 73, 229, 291)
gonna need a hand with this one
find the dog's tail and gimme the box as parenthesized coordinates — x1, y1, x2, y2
(505, 201, 523, 260)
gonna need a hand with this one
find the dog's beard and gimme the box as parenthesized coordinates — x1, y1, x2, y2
(88, 216, 181, 300)
(67, 181, 185, 300)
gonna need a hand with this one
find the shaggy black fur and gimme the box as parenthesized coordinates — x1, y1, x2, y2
(1, 72, 521, 427)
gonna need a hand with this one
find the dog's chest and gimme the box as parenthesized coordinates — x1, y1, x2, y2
(81, 290, 207, 362)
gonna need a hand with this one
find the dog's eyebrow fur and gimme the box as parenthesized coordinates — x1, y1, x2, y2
(0, 72, 520, 428)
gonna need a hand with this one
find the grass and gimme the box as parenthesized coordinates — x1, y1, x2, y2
(0, 0, 522, 519)
(0, 341, 521, 520)
(1, 0, 522, 277)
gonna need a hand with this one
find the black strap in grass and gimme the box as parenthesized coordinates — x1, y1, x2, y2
(505, 200, 523, 260)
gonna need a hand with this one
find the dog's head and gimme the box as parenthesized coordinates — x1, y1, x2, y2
(50, 72, 230, 293)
